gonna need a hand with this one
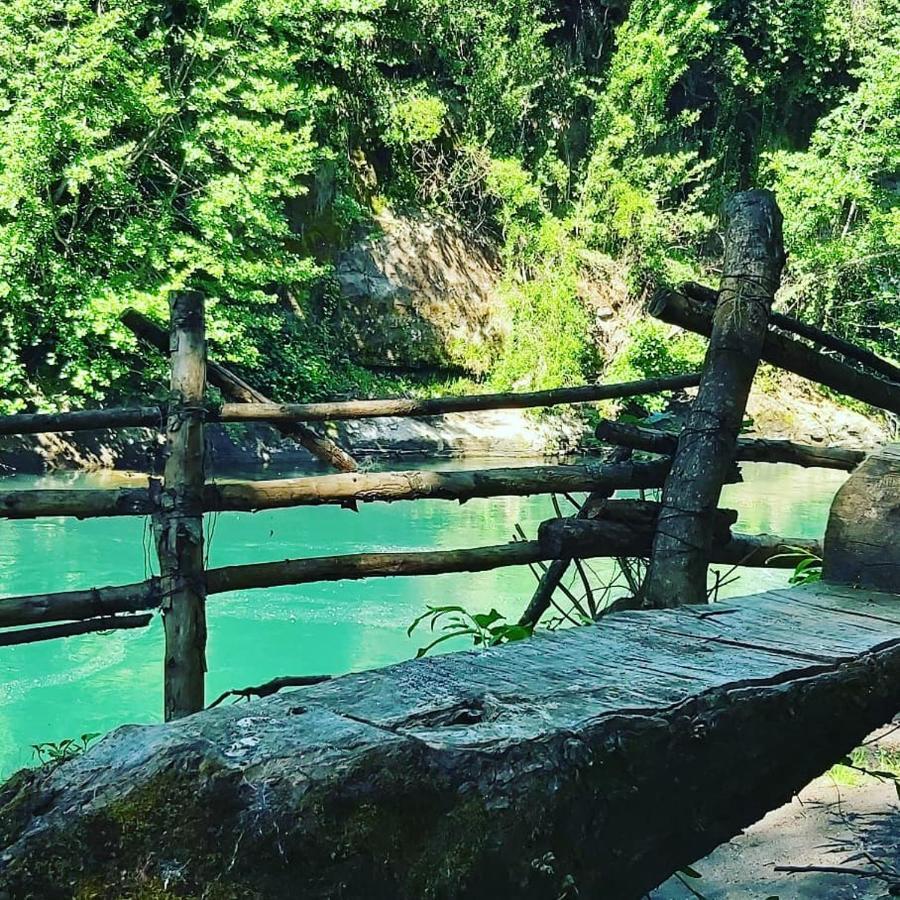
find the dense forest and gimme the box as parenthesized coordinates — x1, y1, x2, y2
(0, 0, 897, 414)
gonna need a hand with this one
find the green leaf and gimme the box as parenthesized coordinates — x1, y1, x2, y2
(472, 609, 505, 629)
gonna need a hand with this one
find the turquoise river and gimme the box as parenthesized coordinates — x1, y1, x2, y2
(0, 460, 847, 777)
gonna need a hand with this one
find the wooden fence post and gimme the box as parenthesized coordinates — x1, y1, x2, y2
(156, 290, 207, 719)
(642, 190, 785, 608)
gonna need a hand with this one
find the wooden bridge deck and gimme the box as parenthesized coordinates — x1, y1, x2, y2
(3, 581, 900, 898)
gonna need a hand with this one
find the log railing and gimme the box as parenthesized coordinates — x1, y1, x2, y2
(0, 192, 888, 718)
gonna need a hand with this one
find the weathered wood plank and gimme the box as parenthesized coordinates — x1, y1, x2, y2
(3, 583, 900, 900)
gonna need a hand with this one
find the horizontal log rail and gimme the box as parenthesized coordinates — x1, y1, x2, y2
(595, 420, 867, 471)
(0, 522, 821, 629)
(0, 460, 683, 520)
(0, 406, 164, 437)
(650, 289, 900, 415)
(0, 374, 702, 437)
(682, 281, 900, 384)
(0, 613, 154, 647)
(214, 373, 702, 423)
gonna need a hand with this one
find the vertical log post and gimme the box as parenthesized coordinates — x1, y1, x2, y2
(643, 190, 785, 607)
(156, 290, 207, 718)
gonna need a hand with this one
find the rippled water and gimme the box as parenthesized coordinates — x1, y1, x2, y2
(0, 460, 846, 776)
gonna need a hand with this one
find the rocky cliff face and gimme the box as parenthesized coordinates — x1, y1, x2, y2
(329, 211, 504, 373)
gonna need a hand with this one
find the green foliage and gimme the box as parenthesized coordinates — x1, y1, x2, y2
(407, 605, 533, 658)
(0, 0, 896, 410)
(604, 320, 706, 412)
(31, 732, 100, 766)
(768, 545, 824, 586)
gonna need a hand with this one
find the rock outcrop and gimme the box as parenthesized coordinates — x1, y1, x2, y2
(330, 211, 504, 373)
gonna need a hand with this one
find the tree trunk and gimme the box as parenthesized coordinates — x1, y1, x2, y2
(650, 289, 900, 415)
(643, 190, 785, 607)
(155, 291, 207, 720)
(121, 308, 358, 472)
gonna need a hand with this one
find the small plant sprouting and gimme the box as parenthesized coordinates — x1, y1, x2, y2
(31, 732, 101, 766)
(407, 605, 533, 659)
(768, 545, 824, 586)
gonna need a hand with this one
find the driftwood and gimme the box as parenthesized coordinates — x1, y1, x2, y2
(121, 308, 358, 473)
(644, 190, 785, 608)
(595, 420, 866, 471)
(215, 373, 702, 423)
(651, 289, 900, 415)
(0, 460, 680, 520)
(0, 522, 819, 629)
(0, 614, 153, 647)
(682, 281, 900, 384)
(3, 585, 900, 899)
(155, 292, 207, 720)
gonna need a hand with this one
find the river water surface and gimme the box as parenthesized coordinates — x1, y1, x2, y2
(0, 460, 847, 776)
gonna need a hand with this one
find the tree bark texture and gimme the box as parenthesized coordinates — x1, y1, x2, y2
(824, 444, 900, 592)
(681, 281, 900, 384)
(156, 291, 207, 720)
(0, 460, 678, 520)
(215, 373, 701, 423)
(644, 190, 785, 607)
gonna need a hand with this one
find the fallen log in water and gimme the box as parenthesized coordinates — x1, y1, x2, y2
(0, 516, 819, 629)
(215, 373, 702, 423)
(3, 584, 898, 899)
(0, 460, 678, 519)
(650, 288, 900, 415)
(595, 420, 867, 471)
(681, 281, 900, 384)
(121, 308, 359, 473)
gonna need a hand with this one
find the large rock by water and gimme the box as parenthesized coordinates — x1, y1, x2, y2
(330, 211, 504, 373)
